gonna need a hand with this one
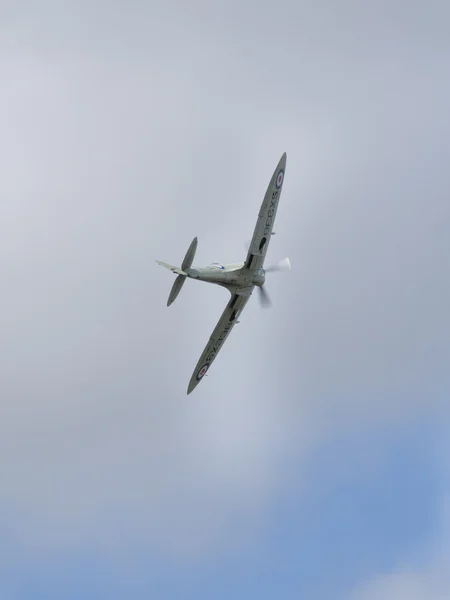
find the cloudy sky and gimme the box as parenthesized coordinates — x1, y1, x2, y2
(1, 1, 449, 598)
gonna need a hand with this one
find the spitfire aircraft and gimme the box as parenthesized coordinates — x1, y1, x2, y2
(157, 152, 290, 394)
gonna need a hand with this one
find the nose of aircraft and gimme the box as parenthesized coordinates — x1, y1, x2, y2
(252, 268, 265, 286)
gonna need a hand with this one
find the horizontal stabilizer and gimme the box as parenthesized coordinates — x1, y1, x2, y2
(156, 261, 188, 276)
(168, 274, 186, 306)
(181, 237, 198, 271)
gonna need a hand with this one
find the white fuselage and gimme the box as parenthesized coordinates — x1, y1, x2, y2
(186, 262, 265, 289)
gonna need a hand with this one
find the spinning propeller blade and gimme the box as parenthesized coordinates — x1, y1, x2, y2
(264, 257, 291, 273)
(256, 257, 291, 308)
(258, 285, 272, 308)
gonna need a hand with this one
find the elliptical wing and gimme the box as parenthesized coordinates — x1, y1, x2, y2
(245, 152, 287, 271)
(187, 292, 252, 394)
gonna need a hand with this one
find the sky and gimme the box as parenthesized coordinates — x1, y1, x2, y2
(0, 1, 449, 598)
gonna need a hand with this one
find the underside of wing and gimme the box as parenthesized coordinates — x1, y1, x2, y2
(245, 152, 287, 271)
(187, 291, 252, 394)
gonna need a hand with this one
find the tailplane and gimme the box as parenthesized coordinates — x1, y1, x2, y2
(156, 237, 198, 306)
(181, 236, 197, 270)
(167, 274, 186, 306)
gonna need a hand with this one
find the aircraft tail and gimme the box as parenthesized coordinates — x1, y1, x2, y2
(181, 236, 197, 270)
(156, 261, 188, 276)
(167, 274, 186, 306)
(156, 237, 198, 306)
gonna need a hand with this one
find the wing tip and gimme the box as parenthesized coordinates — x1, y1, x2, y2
(275, 152, 287, 172)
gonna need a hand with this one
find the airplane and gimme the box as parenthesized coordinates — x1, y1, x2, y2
(156, 152, 290, 394)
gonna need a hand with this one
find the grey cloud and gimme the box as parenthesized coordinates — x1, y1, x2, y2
(0, 0, 449, 573)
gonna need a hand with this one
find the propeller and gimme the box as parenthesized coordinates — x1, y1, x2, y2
(257, 257, 291, 308)
(264, 257, 291, 273)
(257, 285, 272, 308)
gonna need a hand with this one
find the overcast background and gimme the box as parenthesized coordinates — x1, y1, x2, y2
(1, 1, 449, 598)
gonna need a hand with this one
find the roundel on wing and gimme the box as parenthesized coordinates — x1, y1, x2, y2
(275, 169, 284, 189)
(196, 363, 209, 381)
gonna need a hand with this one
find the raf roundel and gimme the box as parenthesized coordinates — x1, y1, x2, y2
(275, 169, 284, 189)
(196, 363, 209, 381)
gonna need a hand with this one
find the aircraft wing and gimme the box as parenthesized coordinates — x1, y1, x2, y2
(187, 291, 252, 394)
(245, 152, 287, 271)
